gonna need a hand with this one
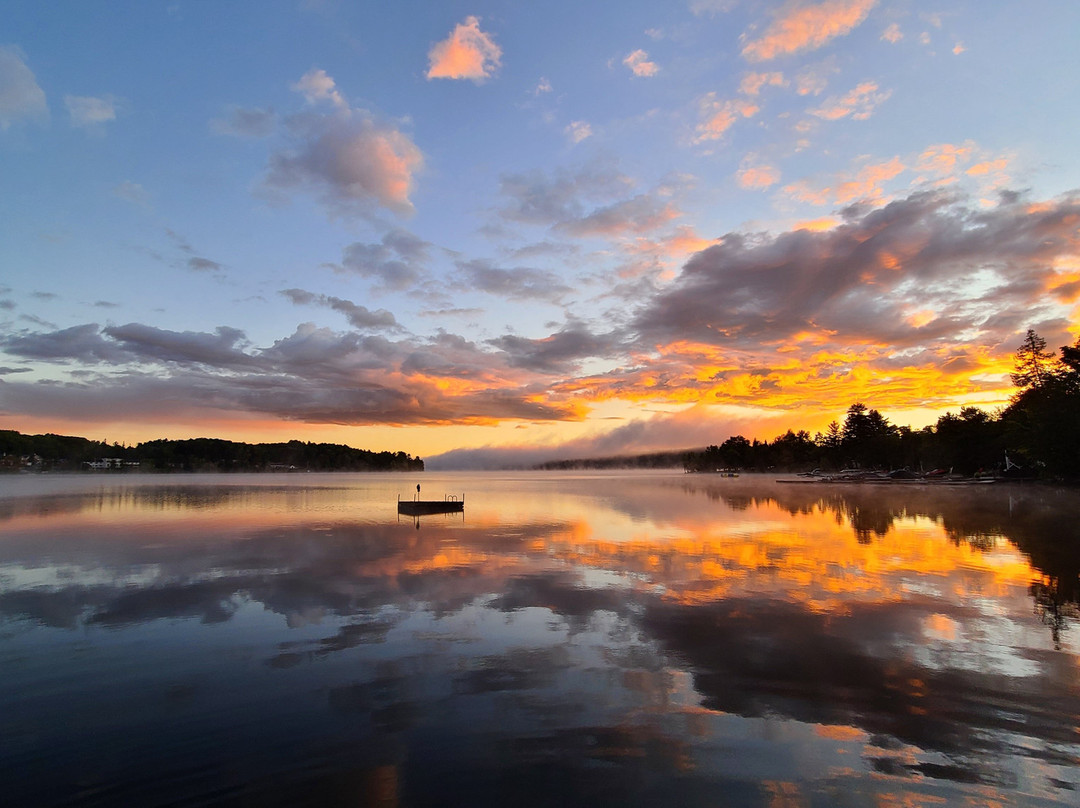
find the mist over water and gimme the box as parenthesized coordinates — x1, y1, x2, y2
(1, 471, 1078, 806)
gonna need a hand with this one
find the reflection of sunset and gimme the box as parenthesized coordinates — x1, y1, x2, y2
(3, 473, 1079, 806)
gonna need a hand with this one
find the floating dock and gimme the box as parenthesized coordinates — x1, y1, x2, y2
(397, 494, 464, 515)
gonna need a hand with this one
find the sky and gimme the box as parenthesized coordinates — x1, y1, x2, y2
(1, 0, 1079, 467)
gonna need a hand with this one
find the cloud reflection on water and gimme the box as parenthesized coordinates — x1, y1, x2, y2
(0, 473, 1078, 805)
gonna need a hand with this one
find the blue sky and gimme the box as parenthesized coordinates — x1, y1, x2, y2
(2, 1, 1079, 465)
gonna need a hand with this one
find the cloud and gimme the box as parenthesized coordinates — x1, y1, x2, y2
(794, 60, 838, 96)
(0, 45, 47, 129)
(632, 190, 1080, 363)
(623, 50, 659, 77)
(426, 16, 501, 83)
(64, 94, 119, 128)
(565, 120, 593, 143)
(453, 259, 572, 302)
(557, 194, 681, 239)
(881, 23, 903, 43)
(690, 0, 737, 16)
(187, 257, 224, 272)
(280, 289, 401, 330)
(736, 160, 781, 190)
(739, 71, 787, 96)
(1, 323, 127, 362)
(694, 94, 759, 143)
(112, 181, 150, 206)
(534, 77, 553, 95)
(915, 142, 975, 178)
(783, 156, 904, 205)
(498, 163, 634, 227)
(103, 323, 254, 368)
(742, 0, 877, 62)
(292, 68, 347, 109)
(6, 191, 1078, 438)
(265, 75, 423, 217)
(489, 322, 618, 374)
(809, 81, 890, 121)
(0, 321, 584, 427)
(211, 105, 276, 137)
(335, 229, 431, 291)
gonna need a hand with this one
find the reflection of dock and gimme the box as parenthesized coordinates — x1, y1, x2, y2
(397, 495, 464, 515)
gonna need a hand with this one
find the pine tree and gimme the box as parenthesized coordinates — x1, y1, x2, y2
(1010, 329, 1055, 389)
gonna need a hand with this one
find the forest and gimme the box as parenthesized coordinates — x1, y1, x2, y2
(0, 434, 424, 473)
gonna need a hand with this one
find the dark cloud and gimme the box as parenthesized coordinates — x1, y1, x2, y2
(102, 323, 254, 369)
(489, 323, 619, 373)
(187, 256, 224, 272)
(1, 323, 128, 362)
(557, 194, 680, 238)
(0, 320, 581, 427)
(633, 190, 1080, 351)
(280, 289, 400, 331)
(498, 163, 633, 227)
(265, 109, 422, 217)
(336, 228, 431, 290)
(454, 258, 573, 302)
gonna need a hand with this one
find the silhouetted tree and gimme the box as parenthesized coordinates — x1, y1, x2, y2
(1010, 329, 1055, 389)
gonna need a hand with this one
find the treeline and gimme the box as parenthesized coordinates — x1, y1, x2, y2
(685, 330, 1080, 479)
(0, 432, 424, 473)
(536, 450, 691, 471)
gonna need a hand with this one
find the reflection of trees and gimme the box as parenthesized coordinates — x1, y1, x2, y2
(681, 478, 1080, 642)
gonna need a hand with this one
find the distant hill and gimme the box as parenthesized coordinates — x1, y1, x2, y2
(0, 429, 424, 473)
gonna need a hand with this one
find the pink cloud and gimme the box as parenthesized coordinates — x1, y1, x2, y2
(915, 142, 975, 177)
(565, 121, 593, 143)
(740, 71, 787, 96)
(737, 162, 782, 190)
(783, 156, 904, 206)
(810, 81, 890, 121)
(426, 16, 502, 83)
(266, 107, 423, 216)
(881, 22, 902, 43)
(742, 0, 877, 62)
(623, 49, 659, 77)
(694, 94, 759, 143)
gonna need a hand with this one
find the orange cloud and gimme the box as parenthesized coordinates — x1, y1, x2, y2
(694, 94, 759, 143)
(795, 217, 840, 231)
(737, 162, 782, 190)
(623, 49, 659, 77)
(426, 16, 502, 82)
(742, 0, 877, 62)
(784, 156, 904, 206)
(915, 142, 975, 176)
(810, 81, 891, 121)
(966, 158, 1008, 177)
(740, 71, 787, 96)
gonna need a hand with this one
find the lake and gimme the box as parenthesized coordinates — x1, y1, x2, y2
(1, 471, 1079, 806)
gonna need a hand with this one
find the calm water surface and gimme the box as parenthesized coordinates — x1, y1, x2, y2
(1, 471, 1079, 806)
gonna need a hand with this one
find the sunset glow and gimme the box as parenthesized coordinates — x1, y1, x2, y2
(2, 2, 1079, 464)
